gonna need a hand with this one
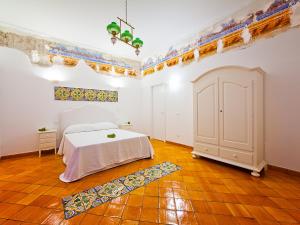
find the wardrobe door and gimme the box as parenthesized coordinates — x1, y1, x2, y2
(194, 77, 219, 145)
(219, 75, 253, 151)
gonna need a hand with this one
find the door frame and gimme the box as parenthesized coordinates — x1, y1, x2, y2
(151, 83, 167, 141)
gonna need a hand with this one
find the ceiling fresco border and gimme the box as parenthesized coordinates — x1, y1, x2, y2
(0, 27, 141, 78)
(141, 0, 300, 76)
(0, 0, 299, 79)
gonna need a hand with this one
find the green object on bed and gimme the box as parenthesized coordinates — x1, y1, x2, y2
(107, 133, 116, 138)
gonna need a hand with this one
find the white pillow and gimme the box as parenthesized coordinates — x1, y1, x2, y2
(64, 122, 118, 134)
(64, 123, 95, 134)
(93, 122, 118, 130)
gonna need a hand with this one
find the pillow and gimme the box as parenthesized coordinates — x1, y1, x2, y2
(64, 122, 118, 134)
(64, 123, 95, 134)
(92, 122, 118, 130)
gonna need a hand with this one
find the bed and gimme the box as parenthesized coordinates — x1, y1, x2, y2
(57, 105, 154, 182)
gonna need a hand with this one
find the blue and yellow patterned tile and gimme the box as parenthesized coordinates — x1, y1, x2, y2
(62, 193, 86, 219)
(62, 162, 181, 220)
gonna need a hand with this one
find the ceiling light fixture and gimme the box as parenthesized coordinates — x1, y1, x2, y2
(106, 0, 143, 56)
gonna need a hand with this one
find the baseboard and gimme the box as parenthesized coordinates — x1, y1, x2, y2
(1, 149, 56, 160)
(269, 164, 300, 177)
(165, 140, 193, 149)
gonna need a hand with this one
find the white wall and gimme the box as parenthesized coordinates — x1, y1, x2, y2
(141, 28, 300, 172)
(1, 28, 300, 172)
(0, 47, 143, 156)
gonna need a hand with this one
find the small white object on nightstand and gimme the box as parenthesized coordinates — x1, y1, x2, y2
(37, 129, 57, 157)
(119, 123, 133, 131)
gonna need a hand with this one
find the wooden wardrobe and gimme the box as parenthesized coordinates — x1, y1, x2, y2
(192, 66, 266, 176)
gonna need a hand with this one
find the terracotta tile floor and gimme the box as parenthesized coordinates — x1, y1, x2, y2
(0, 140, 300, 225)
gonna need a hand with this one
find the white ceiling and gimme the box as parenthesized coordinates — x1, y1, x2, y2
(0, 0, 256, 60)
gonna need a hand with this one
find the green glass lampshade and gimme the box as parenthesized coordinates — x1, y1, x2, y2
(106, 22, 121, 36)
(132, 38, 143, 48)
(120, 30, 133, 43)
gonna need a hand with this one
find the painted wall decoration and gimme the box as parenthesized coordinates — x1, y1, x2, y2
(48, 44, 140, 77)
(0, 28, 140, 78)
(0, 0, 300, 80)
(142, 0, 300, 76)
(54, 86, 118, 102)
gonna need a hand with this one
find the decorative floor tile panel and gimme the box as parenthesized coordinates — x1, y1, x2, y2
(62, 161, 181, 219)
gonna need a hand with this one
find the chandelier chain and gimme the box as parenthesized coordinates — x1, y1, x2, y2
(125, 0, 127, 23)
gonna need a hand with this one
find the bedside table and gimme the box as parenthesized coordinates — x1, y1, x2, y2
(119, 124, 133, 131)
(37, 129, 57, 157)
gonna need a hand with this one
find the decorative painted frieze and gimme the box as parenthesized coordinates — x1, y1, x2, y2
(0, 28, 141, 78)
(54, 86, 118, 102)
(181, 50, 195, 64)
(0, 0, 299, 79)
(142, 0, 300, 76)
(156, 63, 164, 71)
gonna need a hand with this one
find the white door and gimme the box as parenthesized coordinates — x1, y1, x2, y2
(152, 84, 166, 141)
(194, 76, 219, 145)
(219, 75, 253, 151)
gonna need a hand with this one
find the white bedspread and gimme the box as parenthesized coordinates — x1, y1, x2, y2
(58, 129, 154, 182)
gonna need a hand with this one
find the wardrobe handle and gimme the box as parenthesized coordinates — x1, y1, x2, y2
(220, 109, 223, 112)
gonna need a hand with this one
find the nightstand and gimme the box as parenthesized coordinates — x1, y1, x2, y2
(37, 129, 57, 157)
(119, 124, 133, 131)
